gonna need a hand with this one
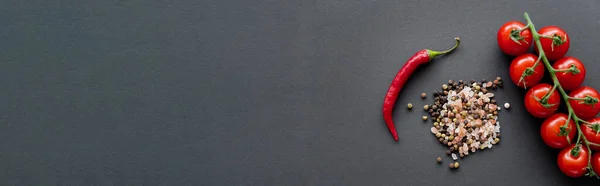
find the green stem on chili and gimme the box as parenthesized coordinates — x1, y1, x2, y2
(523, 12, 598, 178)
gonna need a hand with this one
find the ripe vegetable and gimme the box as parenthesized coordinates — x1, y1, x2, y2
(509, 53, 544, 89)
(540, 113, 576, 149)
(382, 38, 460, 141)
(593, 153, 600, 175)
(524, 83, 560, 118)
(552, 57, 585, 91)
(581, 118, 600, 151)
(534, 26, 569, 61)
(568, 86, 600, 120)
(557, 144, 589, 178)
(497, 21, 533, 56)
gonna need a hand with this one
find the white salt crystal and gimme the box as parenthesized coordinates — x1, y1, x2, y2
(452, 153, 458, 160)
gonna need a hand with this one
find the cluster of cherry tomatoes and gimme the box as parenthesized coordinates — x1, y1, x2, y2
(497, 20, 600, 178)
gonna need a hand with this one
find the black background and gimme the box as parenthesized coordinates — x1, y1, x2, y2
(1, 0, 600, 185)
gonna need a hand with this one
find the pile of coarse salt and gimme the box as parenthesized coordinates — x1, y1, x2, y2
(426, 78, 504, 160)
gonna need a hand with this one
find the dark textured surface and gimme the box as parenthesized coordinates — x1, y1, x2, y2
(1, 0, 600, 185)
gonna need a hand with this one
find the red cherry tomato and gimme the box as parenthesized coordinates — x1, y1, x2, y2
(552, 57, 586, 91)
(509, 53, 544, 89)
(568, 86, 600, 120)
(540, 113, 576, 149)
(557, 144, 589, 178)
(535, 26, 570, 61)
(582, 118, 600, 151)
(593, 153, 600, 175)
(497, 21, 533, 56)
(524, 83, 561, 118)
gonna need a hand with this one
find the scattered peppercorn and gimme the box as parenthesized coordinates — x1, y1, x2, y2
(422, 116, 428, 121)
(454, 162, 459, 169)
(423, 104, 430, 110)
(437, 157, 442, 163)
(421, 92, 427, 99)
(449, 163, 455, 169)
(407, 103, 413, 109)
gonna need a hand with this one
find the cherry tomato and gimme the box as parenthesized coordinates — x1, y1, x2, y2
(535, 26, 570, 61)
(593, 153, 600, 175)
(568, 86, 600, 120)
(524, 83, 561, 118)
(540, 113, 576, 149)
(557, 144, 589, 178)
(497, 21, 533, 56)
(509, 53, 544, 89)
(552, 57, 586, 91)
(582, 118, 600, 151)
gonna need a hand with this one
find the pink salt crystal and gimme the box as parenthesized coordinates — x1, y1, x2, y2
(486, 82, 493, 87)
(489, 104, 497, 111)
(431, 127, 439, 134)
(459, 128, 466, 137)
(475, 119, 483, 127)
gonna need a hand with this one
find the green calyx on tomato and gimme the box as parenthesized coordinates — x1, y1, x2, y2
(510, 29, 529, 45)
(592, 124, 600, 135)
(551, 34, 567, 49)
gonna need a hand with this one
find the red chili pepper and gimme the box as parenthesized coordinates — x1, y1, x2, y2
(382, 37, 460, 141)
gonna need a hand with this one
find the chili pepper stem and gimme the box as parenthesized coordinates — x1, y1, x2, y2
(427, 37, 461, 59)
(523, 12, 598, 178)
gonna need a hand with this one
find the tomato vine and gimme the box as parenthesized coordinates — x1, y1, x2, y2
(522, 12, 599, 178)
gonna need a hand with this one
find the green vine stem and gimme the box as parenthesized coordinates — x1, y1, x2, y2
(522, 12, 598, 178)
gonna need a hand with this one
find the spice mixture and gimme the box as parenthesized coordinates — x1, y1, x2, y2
(427, 77, 505, 161)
